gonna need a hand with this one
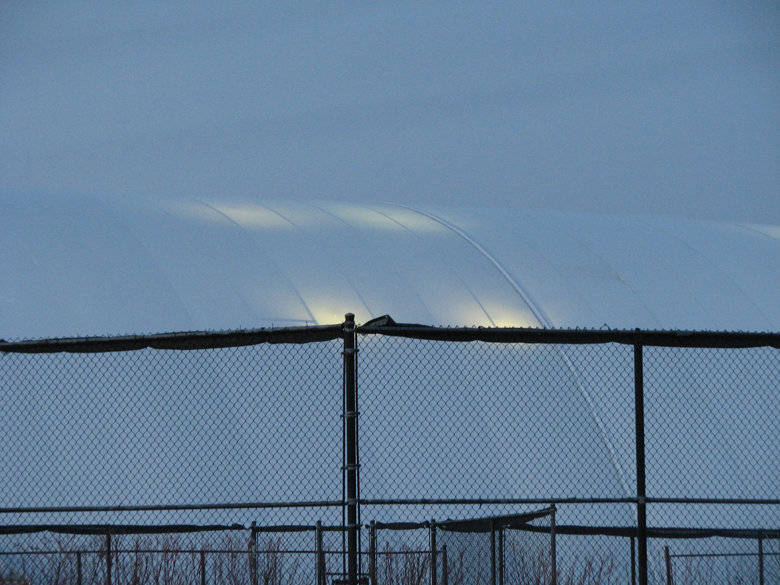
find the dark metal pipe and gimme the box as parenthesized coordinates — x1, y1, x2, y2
(490, 519, 496, 585)
(498, 526, 504, 585)
(106, 532, 112, 585)
(249, 522, 258, 585)
(369, 522, 377, 585)
(550, 504, 557, 585)
(634, 342, 648, 585)
(200, 550, 206, 585)
(316, 521, 325, 585)
(442, 545, 448, 585)
(344, 313, 359, 585)
(665, 546, 673, 585)
(430, 520, 437, 585)
(759, 536, 764, 585)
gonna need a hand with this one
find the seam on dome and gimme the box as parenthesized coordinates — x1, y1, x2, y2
(387, 203, 551, 328)
(367, 203, 496, 327)
(547, 213, 663, 329)
(124, 198, 198, 328)
(360, 203, 461, 325)
(634, 217, 773, 330)
(193, 199, 318, 325)
(389, 204, 633, 502)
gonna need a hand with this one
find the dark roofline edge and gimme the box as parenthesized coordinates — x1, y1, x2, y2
(2, 316, 780, 354)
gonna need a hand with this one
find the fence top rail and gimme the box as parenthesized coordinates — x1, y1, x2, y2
(357, 319, 780, 349)
(0, 324, 343, 354)
(3, 319, 780, 354)
(0, 524, 245, 536)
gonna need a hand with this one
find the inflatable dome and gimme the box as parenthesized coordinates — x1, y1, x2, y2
(2, 192, 779, 338)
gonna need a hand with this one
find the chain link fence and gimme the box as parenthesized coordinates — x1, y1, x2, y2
(2, 317, 779, 584)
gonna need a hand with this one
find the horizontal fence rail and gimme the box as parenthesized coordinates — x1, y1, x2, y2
(2, 316, 779, 585)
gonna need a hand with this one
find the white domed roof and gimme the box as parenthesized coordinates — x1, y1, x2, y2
(2, 192, 779, 339)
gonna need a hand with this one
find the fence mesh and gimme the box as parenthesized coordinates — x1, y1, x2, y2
(1, 321, 779, 584)
(0, 341, 344, 527)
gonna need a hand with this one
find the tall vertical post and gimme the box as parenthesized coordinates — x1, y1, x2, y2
(430, 520, 437, 585)
(550, 505, 557, 585)
(77, 551, 83, 585)
(344, 313, 359, 585)
(631, 537, 636, 585)
(106, 532, 112, 585)
(634, 340, 648, 585)
(249, 522, 258, 585)
(316, 521, 326, 585)
(758, 536, 764, 585)
(369, 522, 377, 585)
(442, 545, 449, 585)
(490, 519, 496, 585)
(497, 526, 504, 585)
(664, 546, 673, 585)
(200, 550, 206, 585)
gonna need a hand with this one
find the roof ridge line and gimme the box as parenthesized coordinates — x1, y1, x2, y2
(386, 203, 552, 328)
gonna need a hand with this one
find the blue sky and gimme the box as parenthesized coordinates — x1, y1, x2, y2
(1, 0, 778, 222)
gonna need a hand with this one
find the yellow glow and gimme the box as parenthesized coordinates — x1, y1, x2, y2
(324, 203, 449, 234)
(209, 203, 294, 230)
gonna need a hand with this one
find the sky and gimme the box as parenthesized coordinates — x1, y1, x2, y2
(1, 0, 778, 223)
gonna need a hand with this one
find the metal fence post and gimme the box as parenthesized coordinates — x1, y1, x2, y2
(442, 545, 448, 585)
(664, 546, 673, 585)
(369, 522, 377, 585)
(316, 521, 325, 585)
(759, 536, 764, 585)
(77, 551, 83, 585)
(550, 504, 556, 585)
(106, 532, 112, 585)
(634, 339, 648, 585)
(344, 313, 359, 585)
(430, 520, 437, 585)
(200, 550, 206, 585)
(631, 537, 636, 585)
(497, 525, 504, 585)
(490, 518, 496, 585)
(249, 522, 258, 585)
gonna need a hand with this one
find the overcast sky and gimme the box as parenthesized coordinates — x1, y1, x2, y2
(1, 0, 778, 223)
